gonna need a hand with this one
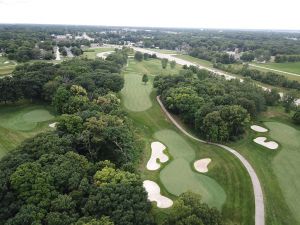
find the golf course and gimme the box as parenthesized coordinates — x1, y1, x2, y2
(0, 103, 55, 158)
(121, 58, 254, 225)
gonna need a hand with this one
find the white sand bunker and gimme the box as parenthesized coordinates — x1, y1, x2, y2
(4, 61, 9, 64)
(194, 158, 211, 173)
(254, 137, 278, 150)
(49, 122, 57, 128)
(251, 125, 268, 133)
(146, 142, 169, 170)
(143, 180, 173, 208)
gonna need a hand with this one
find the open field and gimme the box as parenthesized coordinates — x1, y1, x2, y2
(230, 106, 300, 225)
(0, 56, 16, 76)
(121, 58, 254, 225)
(0, 103, 56, 158)
(267, 122, 300, 222)
(250, 62, 300, 82)
(174, 54, 214, 68)
(146, 48, 179, 54)
(82, 47, 114, 59)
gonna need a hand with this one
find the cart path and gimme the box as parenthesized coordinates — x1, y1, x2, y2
(157, 96, 265, 225)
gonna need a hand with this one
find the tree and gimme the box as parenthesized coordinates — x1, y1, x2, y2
(161, 58, 168, 69)
(164, 192, 224, 225)
(142, 74, 149, 84)
(292, 109, 300, 125)
(170, 60, 176, 69)
(282, 90, 297, 113)
(134, 51, 143, 61)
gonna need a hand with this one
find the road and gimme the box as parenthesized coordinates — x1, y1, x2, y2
(157, 96, 265, 225)
(131, 47, 299, 106)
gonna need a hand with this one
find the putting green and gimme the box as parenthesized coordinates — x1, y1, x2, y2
(155, 129, 226, 209)
(1, 108, 54, 131)
(121, 72, 152, 112)
(267, 122, 300, 222)
(160, 158, 226, 209)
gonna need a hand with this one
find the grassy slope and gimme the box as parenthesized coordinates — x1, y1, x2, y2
(146, 49, 179, 54)
(250, 62, 300, 82)
(0, 103, 56, 158)
(174, 54, 214, 68)
(229, 107, 300, 225)
(121, 59, 254, 225)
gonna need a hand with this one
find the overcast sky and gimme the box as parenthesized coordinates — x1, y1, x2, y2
(0, 0, 299, 30)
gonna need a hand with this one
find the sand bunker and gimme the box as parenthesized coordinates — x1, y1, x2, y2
(143, 180, 173, 208)
(254, 137, 278, 150)
(96, 51, 114, 59)
(49, 122, 57, 128)
(4, 61, 9, 64)
(194, 158, 211, 173)
(146, 142, 169, 170)
(251, 125, 268, 133)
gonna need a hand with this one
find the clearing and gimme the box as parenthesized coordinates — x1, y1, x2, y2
(0, 103, 55, 158)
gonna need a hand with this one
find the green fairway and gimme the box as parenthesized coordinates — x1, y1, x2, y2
(121, 59, 181, 112)
(82, 47, 114, 59)
(0, 104, 55, 158)
(121, 58, 254, 225)
(121, 73, 153, 111)
(266, 122, 300, 222)
(229, 106, 300, 225)
(156, 129, 226, 209)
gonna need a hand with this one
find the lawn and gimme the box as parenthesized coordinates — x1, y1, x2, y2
(82, 47, 114, 59)
(0, 103, 56, 158)
(267, 122, 300, 223)
(146, 48, 179, 54)
(121, 58, 254, 225)
(229, 106, 300, 225)
(0, 56, 16, 76)
(250, 62, 300, 82)
(174, 54, 214, 68)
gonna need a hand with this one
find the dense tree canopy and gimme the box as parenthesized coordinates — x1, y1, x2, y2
(154, 66, 267, 142)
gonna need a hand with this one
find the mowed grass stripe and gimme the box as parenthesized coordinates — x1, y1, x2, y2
(266, 122, 300, 222)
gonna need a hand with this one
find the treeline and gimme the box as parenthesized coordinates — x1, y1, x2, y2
(0, 48, 224, 225)
(0, 48, 128, 103)
(154, 66, 279, 142)
(275, 54, 300, 63)
(0, 48, 155, 224)
(213, 63, 300, 90)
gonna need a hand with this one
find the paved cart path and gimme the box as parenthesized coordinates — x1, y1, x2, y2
(157, 96, 265, 225)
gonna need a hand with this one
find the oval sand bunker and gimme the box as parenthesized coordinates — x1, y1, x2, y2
(251, 125, 268, 132)
(146, 142, 169, 170)
(143, 180, 173, 208)
(194, 158, 211, 173)
(254, 137, 278, 150)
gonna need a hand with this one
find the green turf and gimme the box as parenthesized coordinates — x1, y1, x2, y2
(121, 58, 254, 225)
(229, 106, 300, 225)
(266, 122, 300, 222)
(156, 129, 226, 210)
(174, 54, 213, 68)
(0, 104, 55, 158)
(0, 56, 16, 76)
(121, 73, 153, 111)
(82, 48, 114, 59)
(250, 62, 300, 82)
(146, 48, 179, 54)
